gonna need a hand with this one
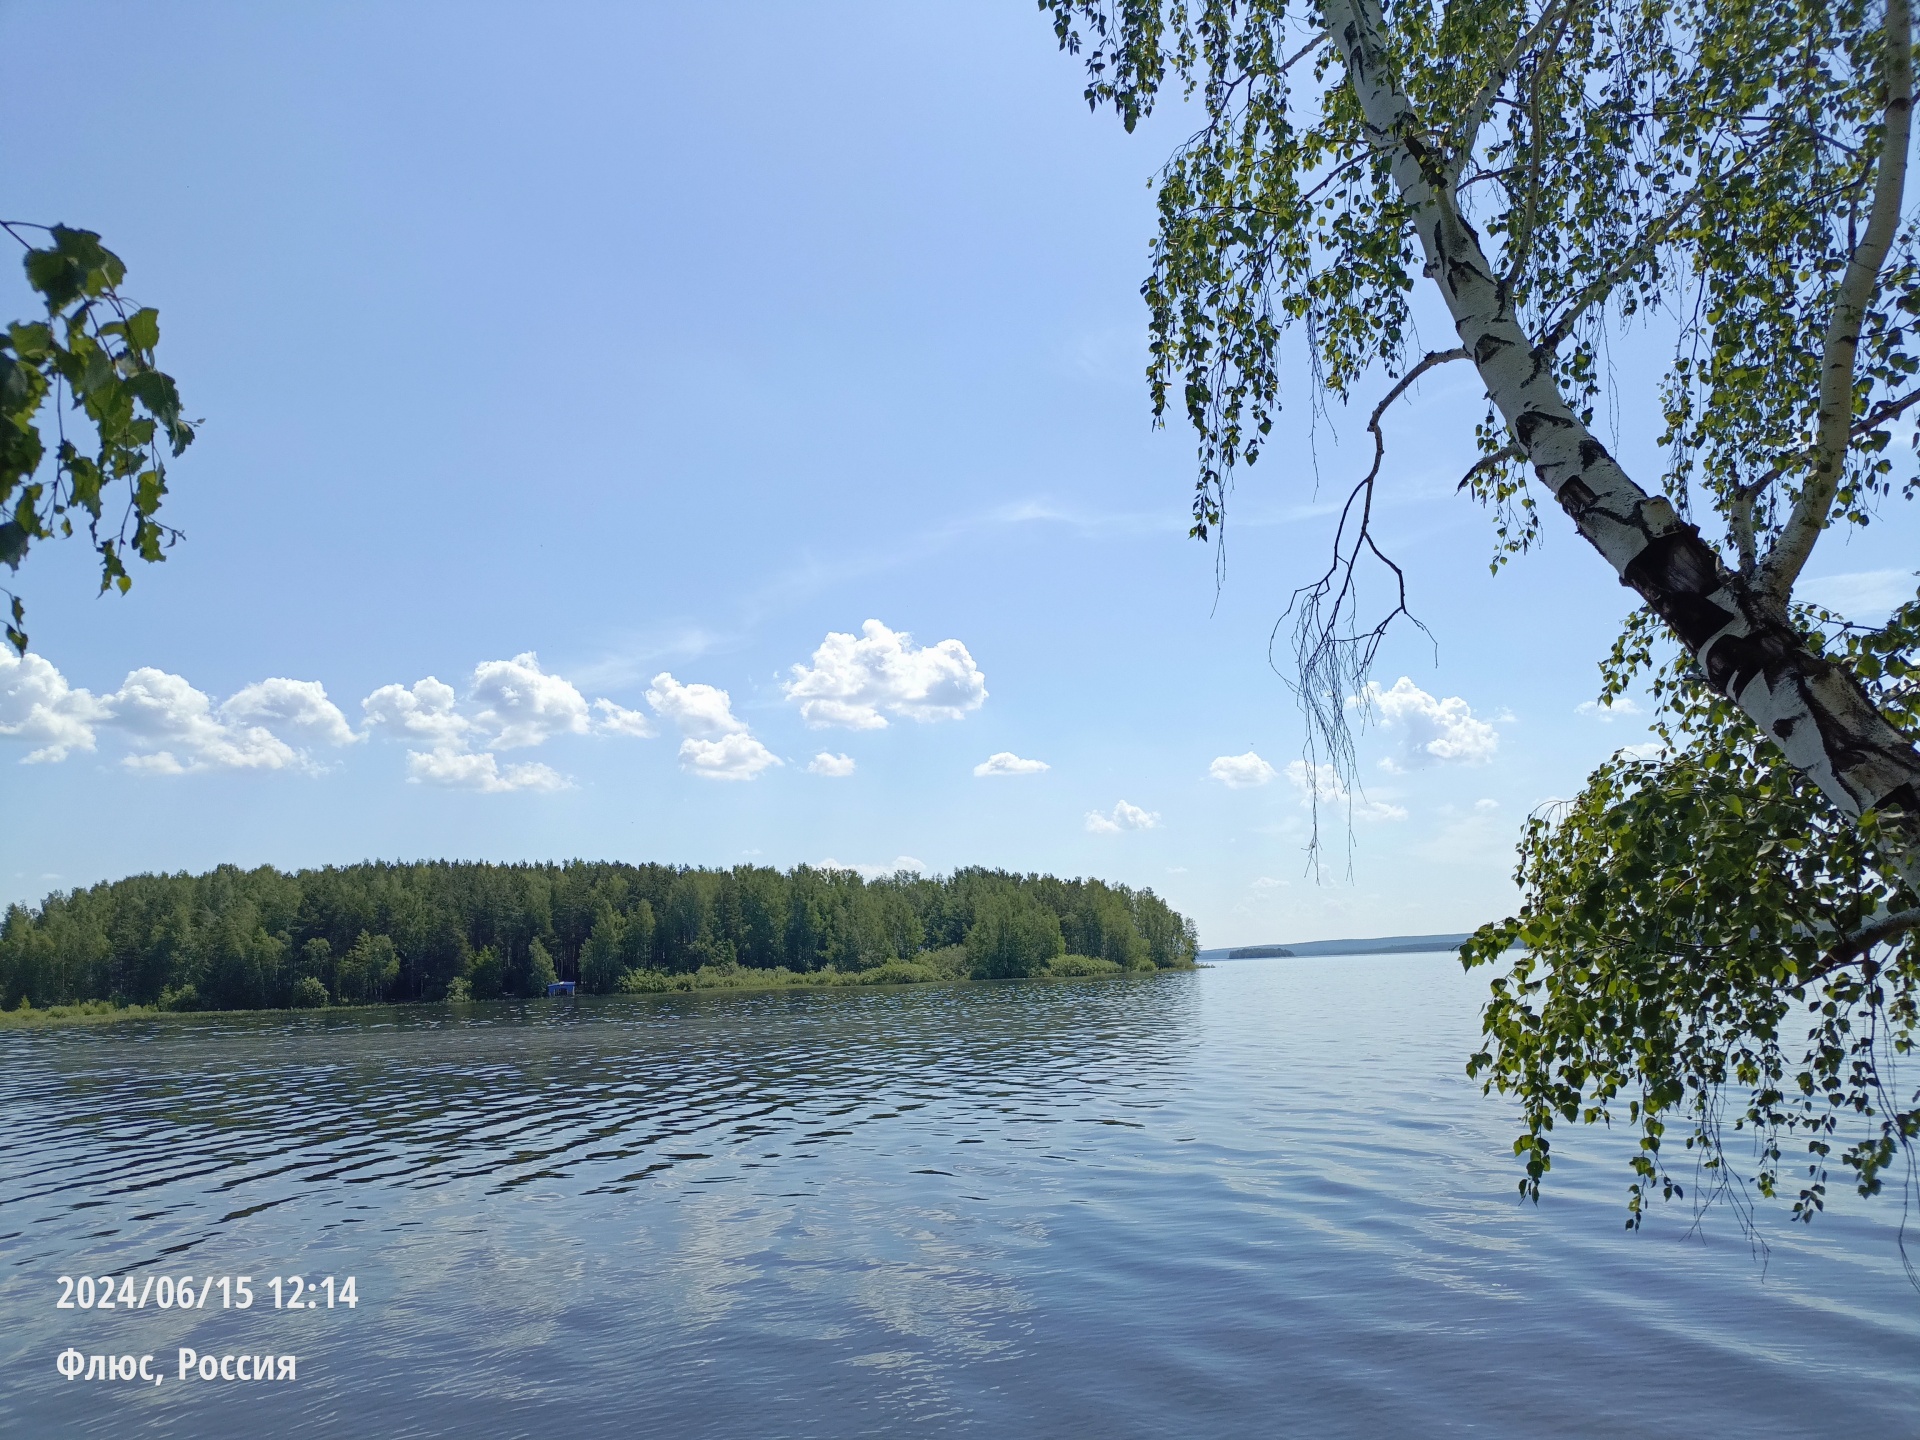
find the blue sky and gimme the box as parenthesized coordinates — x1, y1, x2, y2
(3, 2, 1912, 944)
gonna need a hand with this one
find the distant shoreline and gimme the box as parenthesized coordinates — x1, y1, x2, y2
(1198, 933, 1483, 960)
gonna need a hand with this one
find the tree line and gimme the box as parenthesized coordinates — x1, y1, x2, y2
(0, 860, 1198, 1011)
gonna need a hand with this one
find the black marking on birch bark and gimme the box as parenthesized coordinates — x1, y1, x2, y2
(1443, 253, 1481, 296)
(1556, 475, 1597, 512)
(1798, 672, 1911, 812)
(1472, 333, 1512, 366)
(1700, 626, 1792, 699)
(1621, 532, 1742, 657)
(1878, 781, 1920, 819)
(1513, 407, 1575, 453)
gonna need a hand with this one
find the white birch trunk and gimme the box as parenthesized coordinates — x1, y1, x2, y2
(1321, 0, 1920, 879)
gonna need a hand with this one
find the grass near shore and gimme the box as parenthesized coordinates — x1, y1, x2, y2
(607, 949, 1147, 994)
(0, 999, 163, 1030)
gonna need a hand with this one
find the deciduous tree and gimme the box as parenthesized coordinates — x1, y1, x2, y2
(1, 225, 193, 652)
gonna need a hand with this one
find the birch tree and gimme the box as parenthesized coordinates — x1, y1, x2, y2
(1045, 0, 1920, 1232)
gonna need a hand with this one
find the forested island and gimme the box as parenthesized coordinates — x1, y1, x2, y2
(0, 861, 1198, 1015)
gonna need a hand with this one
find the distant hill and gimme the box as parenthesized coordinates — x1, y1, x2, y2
(1199, 932, 1479, 960)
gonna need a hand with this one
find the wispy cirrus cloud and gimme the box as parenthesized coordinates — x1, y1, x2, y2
(1801, 568, 1917, 620)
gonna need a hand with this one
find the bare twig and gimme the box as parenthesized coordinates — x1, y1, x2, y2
(1276, 348, 1468, 865)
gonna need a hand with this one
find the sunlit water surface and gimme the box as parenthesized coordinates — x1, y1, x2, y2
(2, 955, 1915, 1437)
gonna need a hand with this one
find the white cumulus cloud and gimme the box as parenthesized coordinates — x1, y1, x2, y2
(592, 698, 655, 738)
(117, 669, 368, 773)
(223, 678, 360, 748)
(3, 655, 362, 772)
(108, 668, 300, 772)
(0, 651, 108, 763)
(679, 732, 781, 781)
(808, 751, 856, 777)
(362, 677, 472, 749)
(646, 672, 747, 736)
(1355, 677, 1499, 770)
(408, 750, 569, 793)
(7, 648, 639, 787)
(974, 751, 1048, 776)
(1284, 759, 1407, 822)
(1086, 800, 1160, 833)
(364, 654, 650, 792)
(784, 619, 986, 729)
(467, 652, 590, 749)
(644, 672, 780, 781)
(1208, 751, 1277, 788)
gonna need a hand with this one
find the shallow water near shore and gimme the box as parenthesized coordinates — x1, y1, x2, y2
(2, 954, 1915, 1438)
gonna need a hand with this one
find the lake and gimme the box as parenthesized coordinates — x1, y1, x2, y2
(2, 954, 1915, 1437)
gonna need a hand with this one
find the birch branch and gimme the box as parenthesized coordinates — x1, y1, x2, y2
(1368, 348, 1471, 449)
(1759, 0, 1914, 599)
(1734, 383, 1920, 505)
(1448, 0, 1578, 184)
(1808, 905, 1920, 980)
(1457, 442, 1525, 492)
(1278, 32, 1332, 76)
(1536, 194, 1702, 350)
(1731, 382, 1920, 569)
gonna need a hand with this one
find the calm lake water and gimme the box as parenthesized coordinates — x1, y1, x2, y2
(2, 954, 1916, 1437)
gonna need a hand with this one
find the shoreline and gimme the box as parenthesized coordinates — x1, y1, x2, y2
(0, 957, 1196, 1031)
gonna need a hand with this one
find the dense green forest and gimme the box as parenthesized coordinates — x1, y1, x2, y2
(0, 861, 1198, 1011)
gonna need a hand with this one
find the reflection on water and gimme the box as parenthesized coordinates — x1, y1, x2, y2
(2, 959, 1915, 1437)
